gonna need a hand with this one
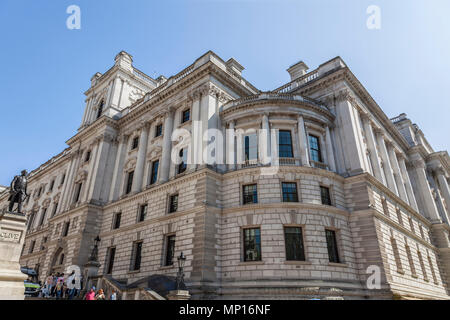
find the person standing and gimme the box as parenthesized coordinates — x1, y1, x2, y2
(95, 289, 106, 300)
(110, 290, 117, 300)
(85, 287, 96, 300)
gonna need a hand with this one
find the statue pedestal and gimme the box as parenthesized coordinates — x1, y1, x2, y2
(167, 290, 191, 300)
(0, 212, 28, 300)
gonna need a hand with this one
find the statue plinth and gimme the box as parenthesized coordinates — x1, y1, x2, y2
(0, 212, 28, 300)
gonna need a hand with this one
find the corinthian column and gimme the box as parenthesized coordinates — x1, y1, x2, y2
(361, 114, 384, 183)
(412, 159, 441, 223)
(375, 131, 398, 195)
(387, 143, 408, 202)
(132, 122, 150, 193)
(259, 113, 271, 164)
(159, 109, 175, 183)
(109, 134, 128, 202)
(398, 155, 418, 211)
(297, 115, 310, 167)
(190, 91, 201, 168)
(435, 167, 450, 214)
(325, 126, 336, 172)
(226, 121, 236, 171)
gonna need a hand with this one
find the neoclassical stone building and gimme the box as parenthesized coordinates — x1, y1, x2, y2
(1, 51, 450, 300)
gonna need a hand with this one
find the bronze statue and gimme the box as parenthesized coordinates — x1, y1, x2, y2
(8, 170, 29, 213)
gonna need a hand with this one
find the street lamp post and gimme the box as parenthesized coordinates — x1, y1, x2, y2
(176, 252, 186, 290)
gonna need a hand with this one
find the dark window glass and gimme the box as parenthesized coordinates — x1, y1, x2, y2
(155, 124, 163, 137)
(177, 149, 187, 174)
(49, 180, 55, 192)
(182, 109, 190, 123)
(138, 204, 147, 222)
(126, 171, 134, 194)
(59, 254, 65, 265)
(52, 203, 58, 218)
(309, 135, 322, 162)
(74, 183, 82, 203)
(38, 208, 47, 226)
(131, 241, 143, 271)
(61, 174, 66, 185)
(106, 247, 116, 274)
(113, 212, 121, 230)
(29, 240, 35, 254)
(320, 186, 332, 205)
(279, 130, 293, 158)
(243, 184, 258, 205)
(150, 160, 159, 185)
(169, 194, 178, 213)
(132, 137, 139, 150)
(62, 221, 70, 237)
(96, 101, 104, 119)
(27, 212, 36, 230)
(85, 151, 91, 162)
(282, 182, 298, 202)
(165, 235, 176, 266)
(243, 228, 261, 262)
(325, 229, 340, 263)
(284, 227, 305, 261)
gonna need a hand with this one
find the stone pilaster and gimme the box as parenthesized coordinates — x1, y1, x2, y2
(387, 143, 408, 202)
(397, 155, 419, 211)
(159, 109, 175, 183)
(132, 122, 150, 193)
(109, 134, 128, 202)
(325, 125, 336, 172)
(297, 115, 310, 167)
(375, 131, 398, 196)
(361, 114, 384, 184)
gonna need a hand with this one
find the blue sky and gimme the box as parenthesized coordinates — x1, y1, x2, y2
(0, 0, 449, 185)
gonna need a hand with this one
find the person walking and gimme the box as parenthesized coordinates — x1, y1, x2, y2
(55, 279, 63, 299)
(85, 287, 96, 300)
(95, 289, 106, 300)
(110, 290, 117, 300)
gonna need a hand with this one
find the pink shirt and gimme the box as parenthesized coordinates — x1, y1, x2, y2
(85, 291, 95, 300)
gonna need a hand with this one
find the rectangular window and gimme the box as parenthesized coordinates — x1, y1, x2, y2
(150, 160, 159, 185)
(27, 212, 36, 230)
(243, 228, 262, 262)
(417, 250, 428, 281)
(182, 109, 190, 123)
(105, 247, 116, 275)
(282, 182, 299, 202)
(28, 240, 35, 254)
(130, 241, 143, 271)
(52, 203, 58, 218)
(409, 217, 415, 234)
(177, 149, 187, 174)
(243, 184, 258, 205)
(309, 135, 322, 162)
(428, 254, 438, 284)
(61, 174, 66, 185)
(38, 208, 47, 226)
(391, 237, 403, 273)
(41, 237, 48, 251)
(131, 137, 139, 150)
(320, 186, 332, 205)
(244, 134, 258, 161)
(138, 204, 147, 222)
(325, 229, 340, 263)
(113, 212, 122, 230)
(73, 183, 82, 203)
(405, 244, 417, 277)
(155, 124, 163, 137)
(164, 235, 176, 266)
(284, 227, 305, 261)
(85, 151, 91, 162)
(62, 221, 70, 237)
(168, 194, 179, 213)
(126, 171, 134, 195)
(278, 130, 293, 158)
(49, 180, 55, 192)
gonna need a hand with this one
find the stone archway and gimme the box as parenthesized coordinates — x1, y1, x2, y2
(50, 247, 65, 274)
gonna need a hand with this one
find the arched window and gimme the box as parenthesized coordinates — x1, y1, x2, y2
(96, 100, 104, 119)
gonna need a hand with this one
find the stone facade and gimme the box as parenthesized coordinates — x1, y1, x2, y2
(1, 51, 449, 299)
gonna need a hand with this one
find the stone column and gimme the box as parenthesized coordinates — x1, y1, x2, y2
(435, 167, 450, 214)
(428, 168, 450, 224)
(297, 115, 310, 167)
(387, 143, 408, 202)
(259, 113, 271, 165)
(361, 114, 384, 183)
(325, 126, 336, 172)
(0, 213, 28, 300)
(58, 153, 76, 214)
(109, 134, 128, 202)
(190, 92, 201, 168)
(110, 77, 123, 109)
(398, 155, 419, 211)
(131, 122, 150, 193)
(226, 121, 236, 171)
(82, 142, 99, 203)
(375, 131, 398, 195)
(88, 134, 114, 203)
(412, 159, 442, 223)
(159, 109, 175, 183)
(60, 150, 81, 211)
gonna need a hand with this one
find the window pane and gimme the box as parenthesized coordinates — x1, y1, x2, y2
(279, 130, 293, 158)
(325, 229, 340, 263)
(284, 227, 305, 261)
(139, 204, 147, 222)
(126, 171, 134, 194)
(178, 149, 187, 174)
(244, 134, 258, 160)
(243, 184, 258, 204)
(244, 228, 261, 261)
(169, 194, 178, 213)
(106, 247, 116, 274)
(134, 242, 142, 271)
(114, 213, 121, 229)
(320, 186, 331, 205)
(282, 182, 298, 202)
(150, 160, 159, 185)
(309, 135, 322, 162)
(165, 235, 176, 266)
(182, 109, 190, 123)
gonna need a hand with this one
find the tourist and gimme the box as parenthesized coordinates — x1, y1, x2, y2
(85, 287, 96, 300)
(95, 289, 106, 300)
(110, 290, 117, 300)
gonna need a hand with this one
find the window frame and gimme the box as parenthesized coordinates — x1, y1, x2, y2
(281, 182, 299, 203)
(242, 227, 262, 262)
(155, 124, 163, 138)
(320, 186, 332, 206)
(105, 246, 116, 275)
(137, 204, 148, 223)
(278, 130, 294, 158)
(308, 134, 323, 163)
(242, 184, 258, 205)
(163, 234, 176, 266)
(112, 212, 122, 230)
(149, 160, 159, 185)
(284, 226, 306, 261)
(168, 194, 179, 214)
(125, 171, 134, 195)
(181, 109, 190, 124)
(130, 241, 143, 272)
(325, 228, 340, 263)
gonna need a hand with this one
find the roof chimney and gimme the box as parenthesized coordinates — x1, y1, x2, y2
(287, 61, 309, 81)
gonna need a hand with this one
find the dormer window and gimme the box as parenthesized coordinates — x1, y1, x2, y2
(96, 100, 104, 119)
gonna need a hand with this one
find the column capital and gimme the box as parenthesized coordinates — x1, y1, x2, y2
(335, 89, 355, 103)
(411, 158, 426, 169)
(359, 112, 370, 122)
